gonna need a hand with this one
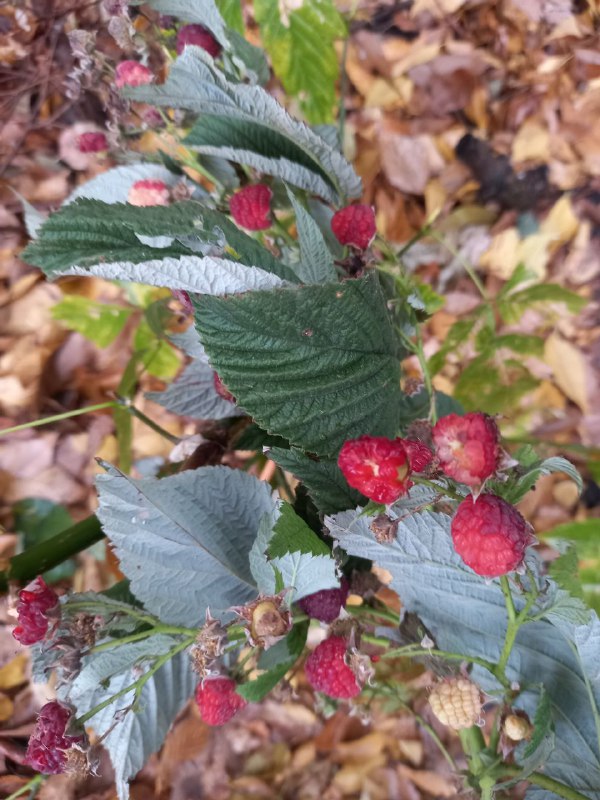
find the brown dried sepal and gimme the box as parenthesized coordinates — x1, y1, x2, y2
(235, 595, 291, 649)
(370, 514, 399, 543)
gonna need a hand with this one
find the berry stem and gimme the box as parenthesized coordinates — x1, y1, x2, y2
(382, 645, 510, 688)
(414, 329, 437, 423)
(77, 636, 195, 725)
(496, 576, 538, 680)
(90, 624, 197, 653)
(0, 402, 117, 437)
(500, 766, 594, 800)
(459, 725, 486, 776)
(4, 775, 45, 800)
(410, 476, 463, 501)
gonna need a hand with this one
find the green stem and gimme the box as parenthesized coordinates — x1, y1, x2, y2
(383, 645, 509, 688)
(500, 576, 517, 624)
(90, 623, 196, 653)
(361, 632, 395, 649)
(396, 222, 434, 261)
(431, 230, 488, 301)
(414, 330, 437, 423)
(3, 775, 45, 800)
(77, 637, 194, 725)
(479, 775, 495, 800)
(0, 516, 104, 593)
(501, 767, 593, 800)
(345, 603, 400, 625)
(0, 402, 117, 437)
(459, 725, 486, 776)
(411, 476, 463, 501)
(496, 577, 538, 680)
(122, 401, 180, 444)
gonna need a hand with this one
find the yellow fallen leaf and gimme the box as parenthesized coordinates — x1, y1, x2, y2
(334, 732, 390, 763)
(398, 765, 456, 797)
(0, 693, 13, 723)
(544, 333, 590, 412)
(410, 0, 466, 17)
(0, 653, 28, 690)
(512, 120, 551, 163)
(479, 228, 520, 279)
(539, 195, 580, 250)
(334, 754, 387, 794)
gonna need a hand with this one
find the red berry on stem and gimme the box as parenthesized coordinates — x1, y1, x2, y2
(13, 576, 59, 646)
(229, 185, 272, 231)
(338, 435, 411, 505)
(115, 61, 154, 89)
(77, 131, 108, 153)
(432, 412, 499, 486)
(176, 24, 222, 58)
(298, 577, 349, 623)
(26, 701, 83, 774)
(127, 180, 170, 207)
(451, 494, 532, 577)
(195, 677, 247, 726)
(305, 636, 361, 699)
(331, 205, 376, 250)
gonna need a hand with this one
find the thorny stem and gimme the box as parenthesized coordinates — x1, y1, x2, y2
(4, 775, 45, 800)
(77, 637, 195, 726)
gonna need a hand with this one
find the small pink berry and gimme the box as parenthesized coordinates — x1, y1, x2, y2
(331, 205, 376, 250)
(432, 412, 499, 487)
(13, 577, 59, 646)
(127, 179, 170, 207)
(195, 677, 247, 726)
(229, 184, 272, 231)
(115, 61, 154, 89)
(338, 435, 411, 505)
(77, 131, 108, 153)
(176, 24, 222, 58)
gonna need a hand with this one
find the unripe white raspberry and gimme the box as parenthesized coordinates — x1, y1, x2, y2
(429, 677, 482, 730)
(504, 714, 533, 742)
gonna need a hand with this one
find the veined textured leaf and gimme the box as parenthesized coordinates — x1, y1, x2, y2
(238, 623, 308, 701)
(51, 255, 286, 295)
(269, 447, 365, 514)
(23, 198, 293, 281)
(286, 187, 336, 284)
(129, 49, 361, 202)
(194, 273, 401, 456)
(64, 643, 195, 800)
(327, 507, 600, 798)
(95, 464, 275, 624)
(254, 0, 345, 124)
(250, 504, 338, 601)
(146, 355, 239, 420)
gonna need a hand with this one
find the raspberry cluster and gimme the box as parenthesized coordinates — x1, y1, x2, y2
(337, 435, 432, 504)
(304, 636, 361, 699)
(176, 24, 222, 58)
(13, 577, 59, 646)
(229, 184, 273, 231)
(195, 677, 247, 726)
(26, 701, 83, 774)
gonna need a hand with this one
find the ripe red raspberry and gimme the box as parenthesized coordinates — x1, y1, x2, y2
(451, 494, 532, 577)
(77, 131, 108, 153)
(213, 372, 235, 403)
(13, 577, 59, 646)
(195, 677, 247, 726)
(176, 24, 222, 58)
(401, 439, 434, 473)
(331, 205, 376, 250)
(305, 636, 361, 699)
(298, 577, 349, 623)
(432, 412, 499, 486)
(338, 435, 411, 505)
(115, 61, 154, 89)
(229, 184, 272, 231)
(26, 701, 83, 774)
(127, 179, 170, 207)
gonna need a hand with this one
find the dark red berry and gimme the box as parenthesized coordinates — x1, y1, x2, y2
(176, 24, 222, 58)
(77, 132, 108, 153)
(401, 439, 434, 473)
(298, 578, 349, 623)
(331, 205, 376, 250)
(451, 494, 532, 577)
(432, 412, 499, 486)
(26, 701, 83, 775)
(229, 184, 272, 231)
(338, 435, 411, 505)
(13, 577, 59, 646)
(305, 636, 361, 699)
(114, 61, 153, 89)
(195, 677, 247, 726)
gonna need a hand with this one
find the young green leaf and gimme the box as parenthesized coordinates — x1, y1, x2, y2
(52, 296, 133, 348)
(286, 187, 336, 284)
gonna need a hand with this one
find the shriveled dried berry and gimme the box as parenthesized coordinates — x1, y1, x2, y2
(432, 412, 499, 486)
(26, 701, 83, 774)
(13, 576, 59, 646)
(176, 24, 222, 58)
(298, 578, 349, 623)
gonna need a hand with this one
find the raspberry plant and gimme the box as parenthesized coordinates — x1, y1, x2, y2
(13, 1, 599, 798)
